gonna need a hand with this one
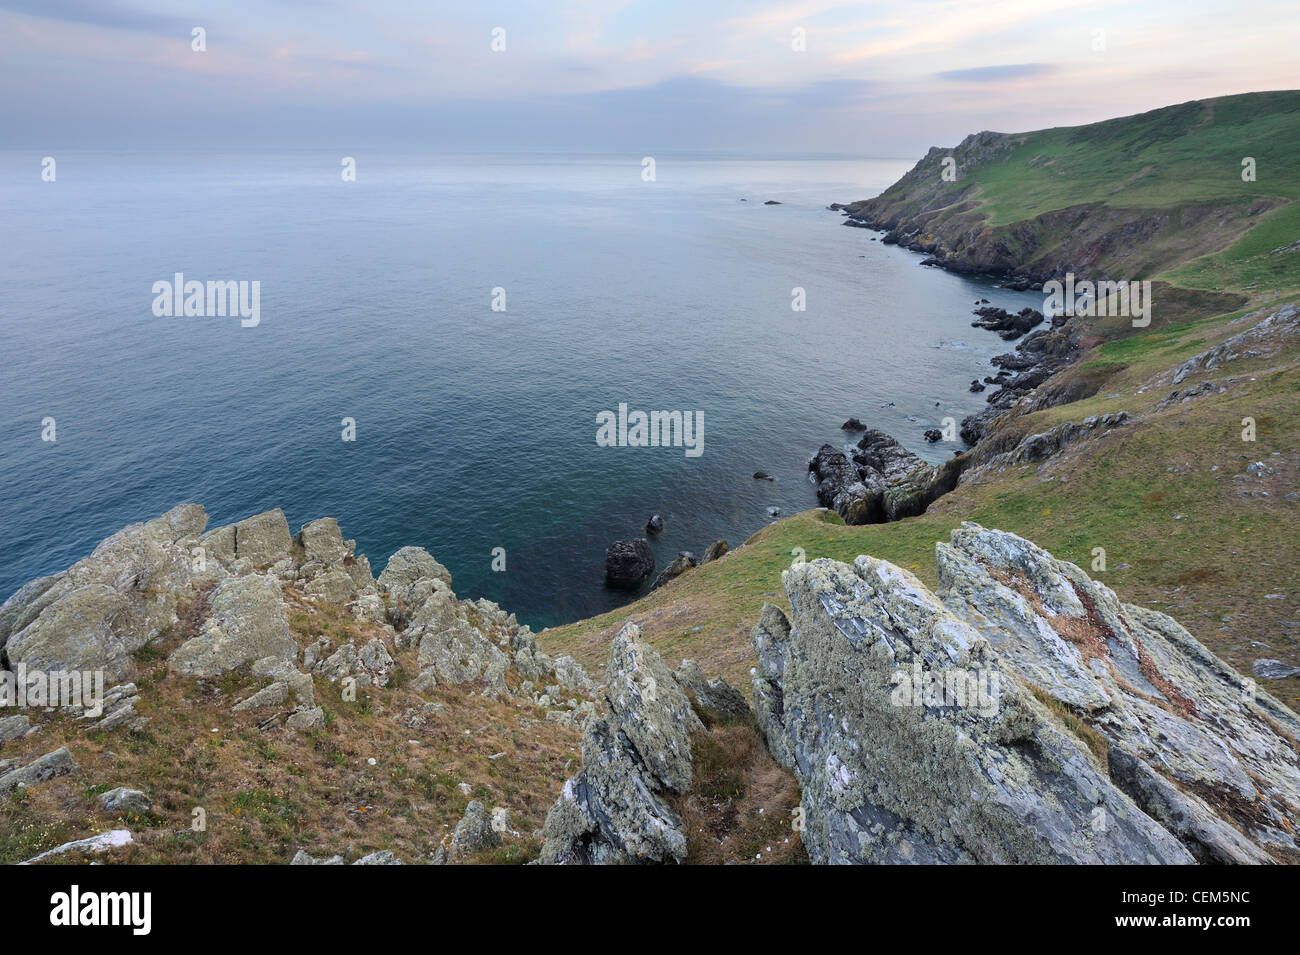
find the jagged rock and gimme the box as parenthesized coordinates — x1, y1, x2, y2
(358, 638, 395, 686)
(552, 655, 598, 696)
(841, 418, 867, 431)
(923, 428, 943, 442)
(809, 430, 942, 525)
(378, 546, 452, 600)
(99, 787, 152, 814)
(417, 621, 507, 695)
(0, 746, 79, 796)
(750, 603, 794, 770)
(170, 574, 296, 677)
(971, 305, 1045, 341)
(1254, 658, 1300, 680)
(673, 659, 750, 722)
(645, 514, 664, 535)
(508, 626, 553, 682)
(1171, 304, 1300, 384)
(937, 522, 1300, 859)
(604, 539, 655, 589)
(449, 800, 502, 859)
(701, 540, 729, 563)
(538, 624, 702, 864)
(1107, 748, 1273, 864)
(305, 570, 358, 603)
(757, 549, 1197, 864)
(2, 506, 199, 681)
(232, 509, 293, 565)
(296, 518, 349, 564)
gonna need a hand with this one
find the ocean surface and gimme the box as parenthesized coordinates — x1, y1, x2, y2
(0, 151, 1043, 629)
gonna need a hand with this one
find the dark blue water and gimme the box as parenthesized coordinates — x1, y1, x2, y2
(0, 151, 1041, 628)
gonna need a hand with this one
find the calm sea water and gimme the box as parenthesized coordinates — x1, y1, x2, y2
(0, 151, 1041, 628)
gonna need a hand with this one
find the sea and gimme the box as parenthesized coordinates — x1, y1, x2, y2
(0, 151, 1043, 628)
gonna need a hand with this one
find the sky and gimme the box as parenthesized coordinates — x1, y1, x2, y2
(1, 0, 1296, 156)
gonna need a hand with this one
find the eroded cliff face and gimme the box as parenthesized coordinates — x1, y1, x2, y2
(752, 523, 1300, 864)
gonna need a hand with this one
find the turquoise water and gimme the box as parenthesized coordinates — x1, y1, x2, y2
(0, 152, 1041, 628)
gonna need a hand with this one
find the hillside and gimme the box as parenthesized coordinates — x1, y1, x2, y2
(832, 90, 1300, 293)
(542, 91, 1300, 756)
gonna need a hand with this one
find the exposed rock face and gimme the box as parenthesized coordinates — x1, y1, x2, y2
(753, 524, 1300, 864)
(99, 786, 152, 814)
(701, 540, 729, 563)
(449, 800, 502, 860)
(1255, 658, 1300, 680)
(673, 659, 750, 723)
(604, 539, 656, 589)
(1170, 303, 1299, 385)
(538, 623, 704, 864)
(1, 504, 201, 681)
(169, 574, 297, 676)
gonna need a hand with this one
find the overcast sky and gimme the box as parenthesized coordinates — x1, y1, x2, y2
(2, 0, 1295, 155)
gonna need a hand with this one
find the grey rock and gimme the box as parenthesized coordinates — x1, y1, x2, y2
(604, 539, 655, 589)
(449, 800, 502, 860)
(760, 550, 1195, 864)
(0, 746, 79, 796)
(232, 681, 289, 712)
(353, 850, 403, 865)
(538, 624, 701, 864)
(0, 715, 33, 746)
(1253, 658, 1300, 680)
(379, 546, 452, 600)
(417, 621, 507, 695)
(99, 786, 152, 814)
(170, 574, 296, 677)
(673, 659, 750, 723)
(285, 706, 326, 732)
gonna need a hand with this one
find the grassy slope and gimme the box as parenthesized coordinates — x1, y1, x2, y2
(858, 90, 1300, 292)
(542, 93, 1300, 710)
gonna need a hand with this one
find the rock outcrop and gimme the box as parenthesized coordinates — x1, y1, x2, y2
(752, 524, 1300, 864)
(809, 430, 955, 525)
(538, 623, 704, 864)
(604, 539, 656, 589)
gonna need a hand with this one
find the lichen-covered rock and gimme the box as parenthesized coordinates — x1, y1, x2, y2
(169, 574, 297, 677)
(230, 509, 293, 565)
(760, 551, 1195, 864)
(936, 522, 1300, 861)
(379, 546, 452, 601)
(673, 659, 750, 723)
(99, 786, 152, 815)
(449, 800, 502, 860)
(416, 621, 507, 695)
(538, 624, 702, 865)
(305, 570, 358, 603)
(0, 746, 79, 796)
(296, 518, 349, 564)
(2, 508, 198, 681)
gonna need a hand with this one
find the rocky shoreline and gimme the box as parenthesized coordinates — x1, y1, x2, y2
(808, 258, 1086, 524)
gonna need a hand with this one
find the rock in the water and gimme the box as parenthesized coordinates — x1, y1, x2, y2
(753, 470, 774, 481)
(645, 514, 664, 535)
(809, 430, 944, 525)
(169, 574, 296, 677)
(538, 623, 703, 864)
(841, 418, 866, 431)
(923, 428, 943, 442)
(604, 539, 655, 590)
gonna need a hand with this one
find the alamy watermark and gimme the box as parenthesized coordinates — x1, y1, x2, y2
(595, 403, 703, 457)
(1043, 273, 1152, 328)
(152, 273, 260, 327)
(0, 664, 105, 718)
(890, 660, 1000, 717)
